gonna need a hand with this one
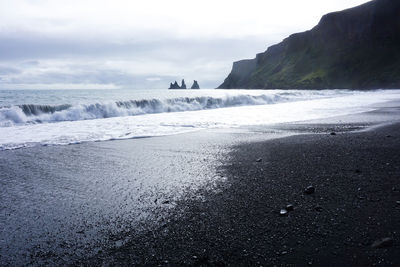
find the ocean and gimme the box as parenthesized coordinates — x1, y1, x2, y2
(1, 88, 400, 150)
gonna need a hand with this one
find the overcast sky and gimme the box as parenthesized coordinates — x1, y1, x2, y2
(0, 0, 370, 89)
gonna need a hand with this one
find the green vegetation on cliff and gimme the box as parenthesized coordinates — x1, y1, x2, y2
(218, 0, 400, 89)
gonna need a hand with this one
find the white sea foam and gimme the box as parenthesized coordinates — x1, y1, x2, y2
(0, 89, 399, 150)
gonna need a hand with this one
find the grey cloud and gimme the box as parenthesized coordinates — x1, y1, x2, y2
(0, 33, 272, 61)
(22, 60, 40, 66)
(0, 66, 21, 75)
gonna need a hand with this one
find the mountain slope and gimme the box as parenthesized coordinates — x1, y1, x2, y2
(218, 0, 400, 89)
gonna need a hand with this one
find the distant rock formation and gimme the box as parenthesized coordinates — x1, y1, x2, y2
(180, 79, 187, 89)
(191, 80, 200, 89)
(169, 81, 181, 89)
(218, 0, 400, 89)
(169, 79, 199, 89)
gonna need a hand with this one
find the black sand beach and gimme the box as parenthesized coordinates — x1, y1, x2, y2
(87, 116, 400, 265)
(1, 107, 400, 266)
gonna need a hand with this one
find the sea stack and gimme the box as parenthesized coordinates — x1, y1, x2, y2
(191, 80, 200, 89)
(180, 79, 187, 89)
(168, 81, 181, 89)
(168, 79, 196, 89)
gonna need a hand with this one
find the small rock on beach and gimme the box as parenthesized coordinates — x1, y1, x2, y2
(286, 204, 294, 211)
(304, 186, 315, 194)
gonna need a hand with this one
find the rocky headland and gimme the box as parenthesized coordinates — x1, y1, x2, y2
(218, 0, 400, 89)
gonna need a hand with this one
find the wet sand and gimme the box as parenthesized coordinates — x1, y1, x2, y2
(0, 122, 286, 265)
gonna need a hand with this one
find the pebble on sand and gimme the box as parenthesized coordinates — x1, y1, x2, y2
(280, 209, 288, 216)
(286, 204, 294, 211)
(304, 186, 315, 194)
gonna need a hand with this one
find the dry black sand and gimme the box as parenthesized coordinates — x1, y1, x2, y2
(90, 123, 400, 266)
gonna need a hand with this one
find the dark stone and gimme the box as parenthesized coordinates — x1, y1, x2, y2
(286, 204, 294, 211)
(330, 132, 336, 135)
(255, 158, 262, 162)
(315, 206, 323, 212)
(371, 237, 393, 248)
(162, 200, 170, 204)
(304, 186, 315, 194)
(279, 209, 288, 216)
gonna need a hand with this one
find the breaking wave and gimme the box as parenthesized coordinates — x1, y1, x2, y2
(0, 94, 292, 127)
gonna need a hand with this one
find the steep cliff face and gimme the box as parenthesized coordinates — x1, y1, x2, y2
(219, 59, 256, 89)
(218, 0, 400, 89)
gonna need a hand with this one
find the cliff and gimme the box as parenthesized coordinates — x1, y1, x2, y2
(218, 0, 400, 89)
